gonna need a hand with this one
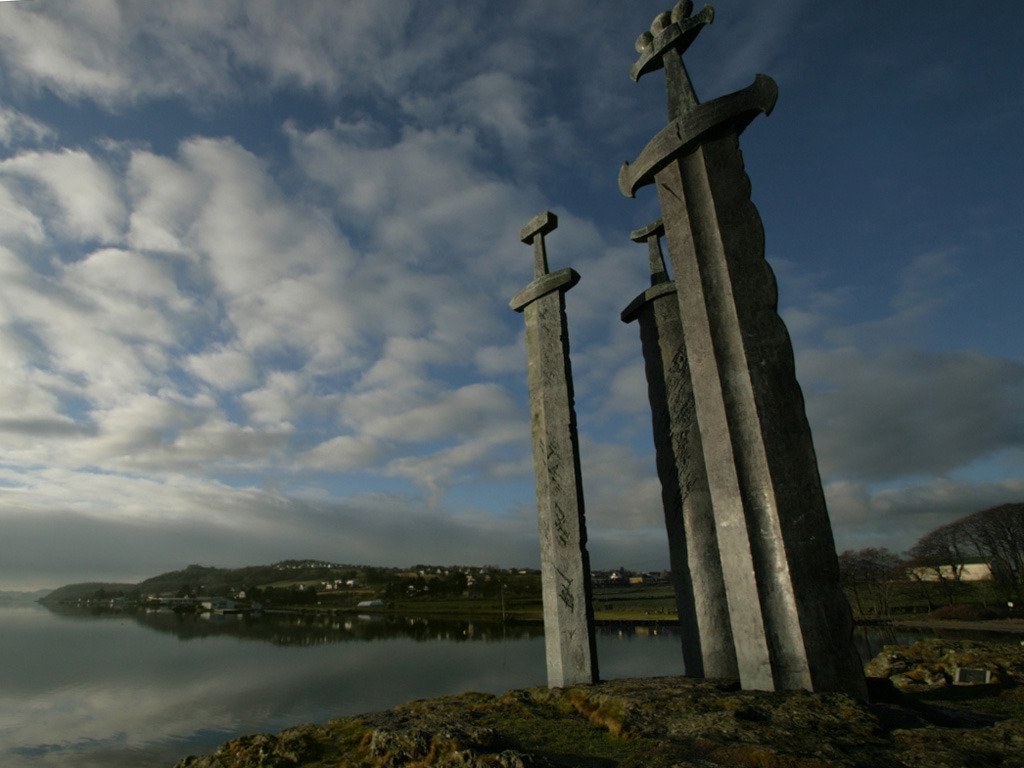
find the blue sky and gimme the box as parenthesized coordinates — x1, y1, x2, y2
(0, 0, 1021, 590)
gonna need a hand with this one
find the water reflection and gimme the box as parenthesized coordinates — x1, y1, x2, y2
(27, 605, 1012, 768)
(3, 605, 684, 768)
(44, 603, 547, 646)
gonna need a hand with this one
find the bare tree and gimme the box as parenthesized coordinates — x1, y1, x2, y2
(838, 548, 902, 617)
(907, 502, 1024, 604)
(959, 503, 1024, 599)
(906, 521, 974, 606)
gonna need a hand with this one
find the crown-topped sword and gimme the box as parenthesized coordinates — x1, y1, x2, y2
(620, 2, 865, 698)
(619, 2, 777, 197)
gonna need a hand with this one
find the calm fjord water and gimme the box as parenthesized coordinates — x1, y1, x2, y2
(0, 604, 686, 767)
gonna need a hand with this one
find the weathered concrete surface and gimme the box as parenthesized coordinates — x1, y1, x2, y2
(622, 2, 864, 698)
(621, 220, 736, 680)
(510, 211, 598, 688)
(175, 641, 1024, 768)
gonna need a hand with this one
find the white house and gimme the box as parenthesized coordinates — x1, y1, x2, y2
(907, 560, 994, 582)
(199, 597, 236, 612)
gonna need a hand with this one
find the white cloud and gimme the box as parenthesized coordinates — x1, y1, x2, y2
(804, 347, 1024, 482)
(0, 1, 462, 109)
(180, 137, 359, 371)
(448, 71, 541, 158)
(0, 470, 542, 585)
(288, 120, 532, 276)
(363, 383, 518, 443)
(579, 437, 662, 532)
(301, 434, 383, 471)
(0, 106, 54, 148)
(0, 181, 45, 243)
(185, 345, 258, 391)
(78, 392, 201, 464)
(124, 415, 293, 472)
(0, 331, 84, 462)
(2, 268, 161, 406)
(0, 0, 1019, 591)
(0, 0, 132, 103)
(606, 361, 649, 415)
(125, 150, 206, 255)
(384, 428, 526, 504)
(475, 335, 527, 378)
(827, 476, 1024, 554)
(0, 149, 125, 243)
(241, 371, 307, 428)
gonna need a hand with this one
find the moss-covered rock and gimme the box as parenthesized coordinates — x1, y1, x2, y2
(865, 638, 1024, 692)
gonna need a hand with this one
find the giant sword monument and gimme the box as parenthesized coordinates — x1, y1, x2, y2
(620, 2, 866, 697)
(511, 211, 599, 688)
(621, 219, 737, 681)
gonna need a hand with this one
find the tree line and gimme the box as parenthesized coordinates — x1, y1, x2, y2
(838, 502, 1023, 617)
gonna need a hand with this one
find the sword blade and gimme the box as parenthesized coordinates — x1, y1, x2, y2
(519, 282, 598, 688)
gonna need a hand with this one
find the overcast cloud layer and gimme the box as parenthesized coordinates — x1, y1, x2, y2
(0, 1, 1021, 589)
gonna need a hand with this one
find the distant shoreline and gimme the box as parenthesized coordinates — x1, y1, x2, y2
(890, 617, 1024, 635)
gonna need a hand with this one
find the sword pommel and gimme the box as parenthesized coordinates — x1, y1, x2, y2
(620, 216, 674, 323)
(520, 210, 558, 278)
(672, 1, 695, 23)
(631, 4, 714, 82)
(520, 210, 558, 244)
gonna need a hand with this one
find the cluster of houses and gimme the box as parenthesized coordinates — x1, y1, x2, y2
(320, 579, 359, 591)
(591, 570, 671, 587)
(273, 559, 343, 571)
(148, 596, 256, 614)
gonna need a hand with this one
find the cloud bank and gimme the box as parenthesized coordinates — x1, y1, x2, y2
(0, 0, 1020, 588)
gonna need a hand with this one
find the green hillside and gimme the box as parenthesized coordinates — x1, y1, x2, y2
(40, 582, 137, 604)
(39, 559, 545, 614)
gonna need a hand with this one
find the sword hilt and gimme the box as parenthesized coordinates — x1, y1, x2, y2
(630, 219, 669, 286)
(520, 210, 558, 278)
(632, 2, 714, 121)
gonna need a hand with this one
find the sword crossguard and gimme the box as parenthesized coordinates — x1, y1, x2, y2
(630, 219, 670, 286)
(618, 74, 778, 197)
(520, 210, 558, 278)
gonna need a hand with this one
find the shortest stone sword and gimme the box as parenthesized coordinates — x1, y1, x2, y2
(510, 211, 598, 688)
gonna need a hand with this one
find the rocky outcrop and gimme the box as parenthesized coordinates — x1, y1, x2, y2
(865, 638, 1024, 692)
(175, 641, 1024, 768)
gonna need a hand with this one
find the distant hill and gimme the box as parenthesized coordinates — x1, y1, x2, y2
(39, 582, 137, 604)
(40, 559, 538, 605)
(134, 560, 376, 596)
(42, 560, 399, 604)
(0, 589, 52, 605)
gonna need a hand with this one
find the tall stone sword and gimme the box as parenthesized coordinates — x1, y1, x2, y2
(620, 2, 866, 697)
(621, 220, 737, 680)
(510, 211, 598, 687)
